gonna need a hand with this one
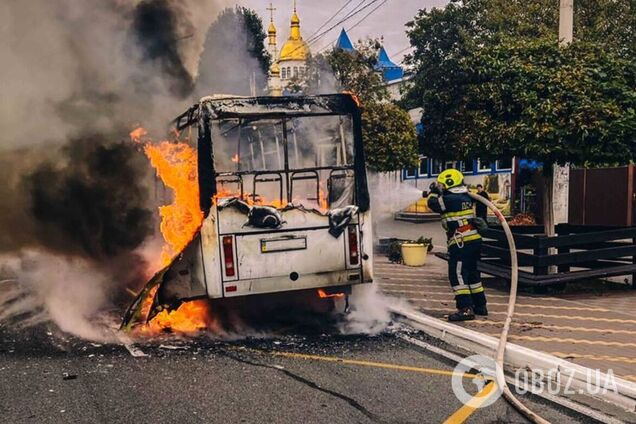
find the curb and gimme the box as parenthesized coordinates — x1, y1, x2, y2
(391, 306, 636, 414)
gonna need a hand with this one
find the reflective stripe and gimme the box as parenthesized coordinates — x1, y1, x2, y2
(456, 262, 464, 286)
(438, 196, 446, 212)
(455, 289, 472, 296)
(453, 284, 470, 291)
(442, 215, 474, 223)
(442, 209, 474, 218)
(448, 233, 481, 246)
(471, 286, 485, 294)
(468, 283, 483, 289)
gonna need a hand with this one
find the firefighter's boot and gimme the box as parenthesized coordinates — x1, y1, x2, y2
(473, 306, 488, 316)
(448, 307, 475, 322)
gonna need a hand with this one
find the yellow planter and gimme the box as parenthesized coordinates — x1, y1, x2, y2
(401, 243, 428, 267)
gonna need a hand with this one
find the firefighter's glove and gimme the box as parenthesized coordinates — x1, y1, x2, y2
(428, 182, 442, 196)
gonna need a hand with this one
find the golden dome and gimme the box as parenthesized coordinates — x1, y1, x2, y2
(270, 61, 280, 75)
(279, 10, 309, 62)
(279, 39, 309, 61)
(268, 21, 276, 35)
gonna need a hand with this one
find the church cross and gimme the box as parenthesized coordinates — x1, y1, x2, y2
(267, 3, 276, 22)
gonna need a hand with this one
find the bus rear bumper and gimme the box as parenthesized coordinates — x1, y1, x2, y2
(217, 269, 368, 298)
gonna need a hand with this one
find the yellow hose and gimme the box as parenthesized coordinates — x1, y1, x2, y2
(468, 193, 550, 424)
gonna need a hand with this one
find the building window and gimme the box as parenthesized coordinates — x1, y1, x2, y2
(300, 67, 306, 78)
(444, 160, 459, 170)
(293, 67, 299, 78)
(281, 67, 287, 79)
(477, 159, 493, 173)
(462, 160, 475, 174)
(431, 159, 444, 175)
(418, 157, 429, 177)
(404, 168, 417, 179)
(496, 158, 513, 171)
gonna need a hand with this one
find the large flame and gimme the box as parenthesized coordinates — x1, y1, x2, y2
(144, 141, 203, 265)
(130, 127, 209, 334)
(143, 300, 219, 334)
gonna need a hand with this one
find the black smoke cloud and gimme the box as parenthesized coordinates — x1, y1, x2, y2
(0, 0, 227, 335)
(131, 0, 195, 98)
(0, 0, 204, 260)
(28, 135, 153, 259)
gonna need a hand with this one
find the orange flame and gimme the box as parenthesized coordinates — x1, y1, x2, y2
(144, 141, 203, 265)
(143, 300, 218, 334)
(231, 154, 239, 163)
(129, 127, 210, 335)
(317, 289, 345, 299)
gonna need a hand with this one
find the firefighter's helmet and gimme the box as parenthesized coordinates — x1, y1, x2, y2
(438, 168, 464, 189)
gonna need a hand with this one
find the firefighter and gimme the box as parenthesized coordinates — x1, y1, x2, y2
(426, 169, 488, 321)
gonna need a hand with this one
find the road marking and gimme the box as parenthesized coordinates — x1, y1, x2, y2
(442, 381, 498, 424)
(397, 334, 624, 424)
(266, 350, 485, 380)
(483, 334, 636, 348)
(464, 320, 636, 336)
(419, 307, 636, 325)
(551, 352, 636, 365)
(408, 297, 610, 312)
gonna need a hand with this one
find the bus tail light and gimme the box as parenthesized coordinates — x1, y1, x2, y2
(348, 226, 359, 265)
(222, 236, 235, 277)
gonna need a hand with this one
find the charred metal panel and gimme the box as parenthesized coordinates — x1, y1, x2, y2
(155, 234, 207, 307)
(176, 94, 370, 214)
(200, 209, 223, 298)
(198, 107, 216, 216)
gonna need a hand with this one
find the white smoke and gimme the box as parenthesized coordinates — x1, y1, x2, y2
(0, 0, 236, 341)
(0, 251, 119, 342)
(340, 283, 415, 335)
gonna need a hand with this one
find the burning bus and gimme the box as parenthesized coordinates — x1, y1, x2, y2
(123, 94, 373, 329)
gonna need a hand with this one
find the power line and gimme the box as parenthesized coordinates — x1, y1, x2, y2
(282, 0, 378, 59)
(306, 0, 356, 41)
(306, 0, 383, 47)
(346, 0, 388, 32)
(337, 0, 369, 25)
(316, 0, 391, 54)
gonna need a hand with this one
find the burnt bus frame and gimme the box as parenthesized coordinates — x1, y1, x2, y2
(174, 94, 370, 216)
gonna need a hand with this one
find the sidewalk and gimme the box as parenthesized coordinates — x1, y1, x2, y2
(374, 223, 636, 384)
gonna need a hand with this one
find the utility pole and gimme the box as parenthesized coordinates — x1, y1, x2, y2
(552, 0, 573, 226)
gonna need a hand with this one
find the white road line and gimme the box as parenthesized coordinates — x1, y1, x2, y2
(397, 333, 625, 424)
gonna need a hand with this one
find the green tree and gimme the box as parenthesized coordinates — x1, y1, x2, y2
(404, 0, 636, 230)
(196, 7, 270, 97)
(362, 102, 419, 172)
(305, 40, 417, 172)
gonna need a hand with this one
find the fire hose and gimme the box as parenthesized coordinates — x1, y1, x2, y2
(467, 192, 550, 424)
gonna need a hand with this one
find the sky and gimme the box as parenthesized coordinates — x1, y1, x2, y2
(239, 0, 449, 65)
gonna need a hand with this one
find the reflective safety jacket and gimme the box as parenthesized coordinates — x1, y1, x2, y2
(427, 186, 482, 247)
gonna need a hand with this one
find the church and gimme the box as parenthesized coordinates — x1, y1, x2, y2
(264, 2, 404, 97)
(265, 2, 310, 96)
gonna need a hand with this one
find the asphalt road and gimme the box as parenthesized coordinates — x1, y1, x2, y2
(0, 322, 596, 424)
